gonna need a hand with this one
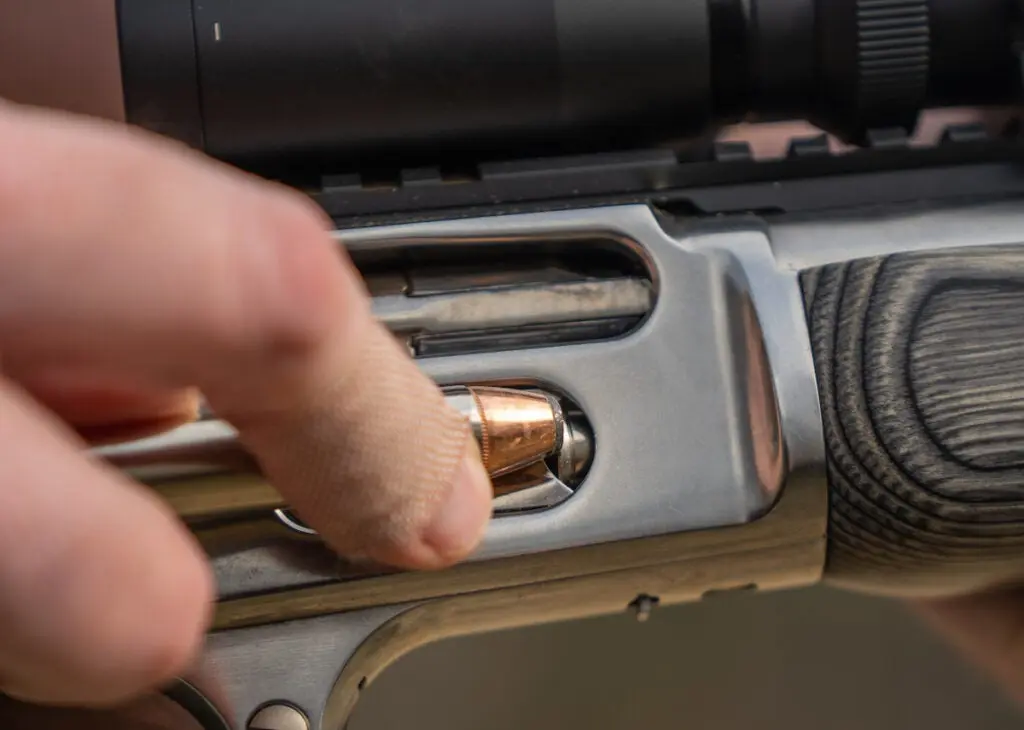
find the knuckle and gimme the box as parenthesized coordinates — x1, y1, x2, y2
(307, 478, 447, 570)
(231, 187, 362, 362)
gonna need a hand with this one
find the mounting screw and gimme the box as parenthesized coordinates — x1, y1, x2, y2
(248, 703, 310, 730)
(628, 594, 660, 622)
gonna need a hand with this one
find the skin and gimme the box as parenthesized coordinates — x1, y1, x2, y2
(0, 69, 492, 707)
(0, 2, 1019, 713)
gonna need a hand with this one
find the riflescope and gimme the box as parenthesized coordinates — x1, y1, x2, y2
(117, 0, 1024, 172)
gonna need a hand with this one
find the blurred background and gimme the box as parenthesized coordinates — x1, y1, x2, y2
(351, 585, 1022, 730)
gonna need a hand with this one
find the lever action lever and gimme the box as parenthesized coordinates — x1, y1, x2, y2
(93, 386, 595, 523)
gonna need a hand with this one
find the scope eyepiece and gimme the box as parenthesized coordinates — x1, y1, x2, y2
(117, 0, 1024, 174)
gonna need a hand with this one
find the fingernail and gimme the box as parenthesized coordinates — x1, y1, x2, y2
(421, 443, 492, 565)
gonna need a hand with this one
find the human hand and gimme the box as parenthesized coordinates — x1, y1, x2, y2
(0, 100, 491, 706)
(915, 591, 1024, 708)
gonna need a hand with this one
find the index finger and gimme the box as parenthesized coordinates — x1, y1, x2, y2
(0, 100, 492, 569)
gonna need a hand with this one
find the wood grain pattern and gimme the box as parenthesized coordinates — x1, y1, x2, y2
(802, 246, 1024, 596)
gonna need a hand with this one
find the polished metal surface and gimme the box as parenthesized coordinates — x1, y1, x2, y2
(559, 414, 593, 484)
(490, 464, 575, 512)
(337, 204, 823, 559)
(360, 263, 652, 356)
(670, 214, 818, 497)
(205, 606, 416, 730)
(770, 198, 1024, 269)
(247, 703, 309, 730)
(383, 261, 593, 296)
(440, 387, 484, 452)
(95, 419, 255, 483)
(373, 278, 651, 335)
(274, 509, 318, 535)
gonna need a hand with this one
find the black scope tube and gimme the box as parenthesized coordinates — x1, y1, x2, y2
(117, 0, 1024, 174)
(118, 0, 713, 172)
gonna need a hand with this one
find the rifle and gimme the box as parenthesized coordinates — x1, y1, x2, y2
(11, 0, 1024, 727)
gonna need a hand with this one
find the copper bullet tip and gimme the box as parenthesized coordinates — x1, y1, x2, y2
(443, 386, 563, 478)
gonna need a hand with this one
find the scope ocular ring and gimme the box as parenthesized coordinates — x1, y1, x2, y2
(856, 0, 930, 125)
